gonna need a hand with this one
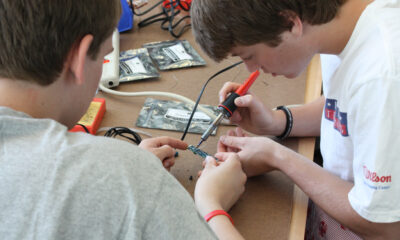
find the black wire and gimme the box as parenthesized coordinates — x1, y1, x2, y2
(161, 14, 189, 30)
(165, 0, 190, 38)
(161, 1, 191, 38)
(138, 9, 171, 28)
(130, 0, 165, 16)
(104, 127, 142, 145)
(138, 6, 178, 28)
(180, 61, 243, 141)
(136, 0, 191, 38)
(76, 124, 90, 133)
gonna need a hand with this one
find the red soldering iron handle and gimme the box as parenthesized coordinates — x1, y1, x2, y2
(218, 70, 260, 117)
(235, 70, 260, 96)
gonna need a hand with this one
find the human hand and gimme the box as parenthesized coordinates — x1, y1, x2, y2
(218, 127, 248, 153)
(219, 82, 279, 135)
(195, 153, 247, 217)
(217, 132, 280, 177)
(139, 136, 188, 170)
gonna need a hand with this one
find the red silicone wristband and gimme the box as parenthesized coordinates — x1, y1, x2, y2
(204, 210, 234, 225)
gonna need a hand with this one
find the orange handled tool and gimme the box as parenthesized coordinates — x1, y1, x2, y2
(197, 70, 260, 147)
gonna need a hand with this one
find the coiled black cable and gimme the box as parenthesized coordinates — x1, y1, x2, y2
(104, 127, 142, 145)
(133, 0, 191, 38)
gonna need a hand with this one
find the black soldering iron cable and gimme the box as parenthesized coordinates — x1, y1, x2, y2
(181, 61, 243, 141)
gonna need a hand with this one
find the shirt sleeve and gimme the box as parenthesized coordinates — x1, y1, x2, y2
(347, 76, 400, 223)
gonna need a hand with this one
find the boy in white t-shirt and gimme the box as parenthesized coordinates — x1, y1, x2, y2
(191, 0, 400, 238)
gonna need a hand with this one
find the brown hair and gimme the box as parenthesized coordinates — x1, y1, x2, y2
(0, 0, 121, 85)
(191, 0, 346, 61)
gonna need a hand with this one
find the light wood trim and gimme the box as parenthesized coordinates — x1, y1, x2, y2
(288, 55, 322, 240)
(304, 55, 323, 104)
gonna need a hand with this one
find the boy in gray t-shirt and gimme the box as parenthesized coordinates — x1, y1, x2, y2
(0, 1, 246, 239)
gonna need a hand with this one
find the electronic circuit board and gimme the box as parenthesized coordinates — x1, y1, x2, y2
(187, 145, 219, 161)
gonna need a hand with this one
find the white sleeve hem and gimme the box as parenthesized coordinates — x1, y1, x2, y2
(348, 193, 400, 223)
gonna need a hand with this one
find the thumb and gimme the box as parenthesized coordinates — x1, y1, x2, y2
(234, 94, 253, 107)
(204, 156, 217, 169)
(215, 151, 236, 161)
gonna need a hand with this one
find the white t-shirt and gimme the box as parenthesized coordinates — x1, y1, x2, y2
(320, 0, 400, 223)
(320, 54, 341, 84)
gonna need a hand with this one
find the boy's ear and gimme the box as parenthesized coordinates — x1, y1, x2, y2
(280, 10, 303, 38)
(290, 15, 303, 37)
(68, 34, 94, 85)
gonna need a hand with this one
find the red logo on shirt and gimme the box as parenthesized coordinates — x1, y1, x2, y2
(325, 98, 349, 136)
(363, 166, 392, 183)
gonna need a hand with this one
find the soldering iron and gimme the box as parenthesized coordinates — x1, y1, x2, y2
(196, 70, 260, 147)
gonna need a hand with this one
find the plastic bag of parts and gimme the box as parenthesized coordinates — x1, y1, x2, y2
(143, 40, 206, 70)
(136, 98, 219, 134)
(119, 48, 160, 82)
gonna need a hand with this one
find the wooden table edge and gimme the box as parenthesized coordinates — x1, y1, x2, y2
(288, 55, 322, 240)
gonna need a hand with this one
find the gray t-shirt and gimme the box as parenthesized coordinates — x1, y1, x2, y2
(0, 107, 217, 239)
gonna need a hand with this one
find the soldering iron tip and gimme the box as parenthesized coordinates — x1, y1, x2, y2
(196, 139, 203, 148)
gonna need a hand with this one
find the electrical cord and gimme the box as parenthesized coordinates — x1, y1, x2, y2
(98, 62, 243, 141)
(138, 7, 175, 28)
(161, 13, 189, 30)
(161, 6, 191, 38)
(104, 126, 142, 144)
(98, 82, 218, 119)
(134, 0, 191, 38)
(98, 126, 153, 137)
(76, 123, 90, 133)
(163, 0, 191, 38)
(180, 61, 243, 141)
(129, 0, 165, 16)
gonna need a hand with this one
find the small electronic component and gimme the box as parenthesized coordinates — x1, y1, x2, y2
(187, 145, 218, 161)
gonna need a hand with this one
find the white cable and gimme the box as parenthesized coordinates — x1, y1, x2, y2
(99, 82, 219, 120)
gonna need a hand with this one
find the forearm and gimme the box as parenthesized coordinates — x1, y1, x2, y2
(274, 146, 399, 239)
(208, 216, 244, 240)
(196, 203, 244, 240)
(289, 95, 325, 137)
